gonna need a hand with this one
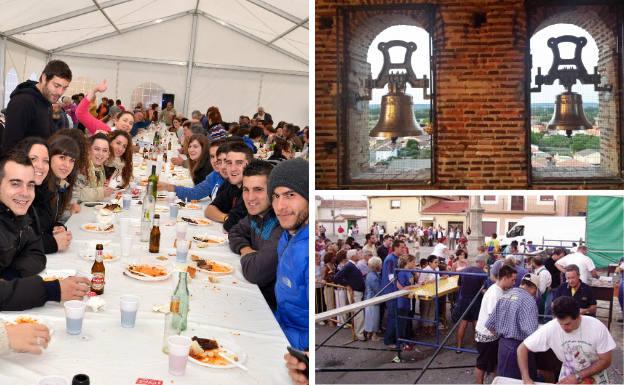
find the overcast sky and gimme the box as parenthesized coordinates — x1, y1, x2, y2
(367, 23, 600, 104)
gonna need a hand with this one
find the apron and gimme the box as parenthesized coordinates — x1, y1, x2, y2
(497, 337, 537, 380)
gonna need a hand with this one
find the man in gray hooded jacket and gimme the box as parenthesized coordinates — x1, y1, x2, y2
(228, 160, 282, 311)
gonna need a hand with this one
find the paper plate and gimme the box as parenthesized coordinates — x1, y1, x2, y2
(188, 345, 246, 369)
(194, 259, 234, 275)
(123, 264, 172, 281)
(81, 223, 115, 233)
(181, 217, 211, 226)
(39, 269, 77, 281)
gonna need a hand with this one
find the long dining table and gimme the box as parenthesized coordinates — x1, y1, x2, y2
(0, 160, 292, 384)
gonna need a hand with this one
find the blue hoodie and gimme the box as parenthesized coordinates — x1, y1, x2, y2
(274, 223, 309, 350)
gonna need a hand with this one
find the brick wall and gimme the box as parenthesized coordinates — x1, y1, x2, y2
(315, 0, 623, 189)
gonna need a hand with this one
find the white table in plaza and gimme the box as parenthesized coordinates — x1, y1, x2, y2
(0, 192, 291, 384)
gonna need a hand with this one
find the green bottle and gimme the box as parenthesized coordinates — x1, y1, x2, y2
(172, 272, 189, 331)
(148, 165, 158, 200)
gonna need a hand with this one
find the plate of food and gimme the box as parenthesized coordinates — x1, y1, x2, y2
(188, 336, 246, 369)
(181, 217, 211, 226)
(0, 314, 55, 335)
(178, 201, 202, 210)
(191, 256, 233, 275)
(81, 223, 115, 233)
(192, 234, 226, 247)
(81, 253, 119, 262)
(102, 203, 122, 213)
(39, 269, 77, 282)
(123, 264, 171, 281)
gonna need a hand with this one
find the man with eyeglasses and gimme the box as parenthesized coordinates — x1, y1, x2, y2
(204, 142, 253, 232)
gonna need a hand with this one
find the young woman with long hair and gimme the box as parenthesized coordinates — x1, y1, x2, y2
(186, 134, 212, 185)
(75, 133, 113, 201)
(104, 130, 133, 189)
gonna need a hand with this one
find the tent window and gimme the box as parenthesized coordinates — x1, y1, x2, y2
(132, 82, 165, 110)
(4, 68, 19, 108)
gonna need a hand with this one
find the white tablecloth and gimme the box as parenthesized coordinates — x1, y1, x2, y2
(0, 198, 291, 384)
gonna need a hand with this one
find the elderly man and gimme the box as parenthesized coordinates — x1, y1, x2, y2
(159, 101, 176, 126)
(485, 273, 540, 380)
(253, 106, 272, 124)
(334, 249, 366, 341)
(517, 296, 616, 384)
(552, 264, 597, 316)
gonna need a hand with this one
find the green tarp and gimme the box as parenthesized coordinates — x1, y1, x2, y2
(586, 196, 624, 268)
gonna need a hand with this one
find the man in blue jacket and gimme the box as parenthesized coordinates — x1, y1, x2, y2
(269, 158, 309, 351)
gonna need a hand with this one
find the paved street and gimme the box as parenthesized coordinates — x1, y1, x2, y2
(315, 268, 624, 384)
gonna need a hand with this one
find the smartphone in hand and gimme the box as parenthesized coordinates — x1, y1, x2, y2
(287, 346, 309, 379)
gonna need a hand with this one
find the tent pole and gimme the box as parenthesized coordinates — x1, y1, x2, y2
(0, 37, 5, 108)
(183, 9, 199, 117)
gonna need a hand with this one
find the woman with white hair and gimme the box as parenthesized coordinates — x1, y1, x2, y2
(363, 256, 383, 340)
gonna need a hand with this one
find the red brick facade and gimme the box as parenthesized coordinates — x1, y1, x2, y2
(315, 0, 623, 189)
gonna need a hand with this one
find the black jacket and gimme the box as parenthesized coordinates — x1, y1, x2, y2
(210, 181, 248, 232)
(334, 261, 366, 292)
(31, 184, 65, 254)
(0, 203, 60, 310)
(2, 80, 54, 153)
(228, 209, 282, 311)
(192, 161, 212, 186)
(252, 112, 273, 123)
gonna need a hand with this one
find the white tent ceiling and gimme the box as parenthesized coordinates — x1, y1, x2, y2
(0, 0, 309, 125)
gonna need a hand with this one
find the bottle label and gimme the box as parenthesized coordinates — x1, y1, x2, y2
(92, 273, 105, 290)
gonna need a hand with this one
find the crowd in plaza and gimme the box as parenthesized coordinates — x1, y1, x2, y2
(315, 222, 622, 384)
(0, 60, 309, 383)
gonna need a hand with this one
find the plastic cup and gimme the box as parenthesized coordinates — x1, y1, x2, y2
(121, 235, 133, 258)
(175, 222, 187, 240)
(120, 217, 132, 235)
(167, 335, 192, 376)
(167, 191, 177, 204)
(122, 194, 132, 210)
(120, 295, 140, 328)
(38, 376, 69, 385)
(176, 239, 189, 264)
(169, 204, 179, 220)
(64, 300, 86, 335)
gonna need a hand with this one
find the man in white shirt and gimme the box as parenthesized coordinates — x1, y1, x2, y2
(432, 237, 450, 263)
(555, 245, 599, 283)
(531, 255, 552, 319)
(517, 296, 616, 384)
(474, 264, 517, 384)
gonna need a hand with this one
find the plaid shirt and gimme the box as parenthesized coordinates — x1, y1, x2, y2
(485, 287, 538, 341)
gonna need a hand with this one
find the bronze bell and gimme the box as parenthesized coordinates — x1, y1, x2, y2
(369, 82, 423, 138)
(547, 92, 593, 137)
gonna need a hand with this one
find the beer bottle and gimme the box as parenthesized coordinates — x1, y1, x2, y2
(149, 214, 161, 253)
(91, 244, 105, 295)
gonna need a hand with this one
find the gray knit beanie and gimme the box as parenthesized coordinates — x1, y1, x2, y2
(268, 158, 308, 202)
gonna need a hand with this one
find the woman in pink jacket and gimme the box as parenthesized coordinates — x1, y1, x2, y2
(76, 80, 134, 135)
